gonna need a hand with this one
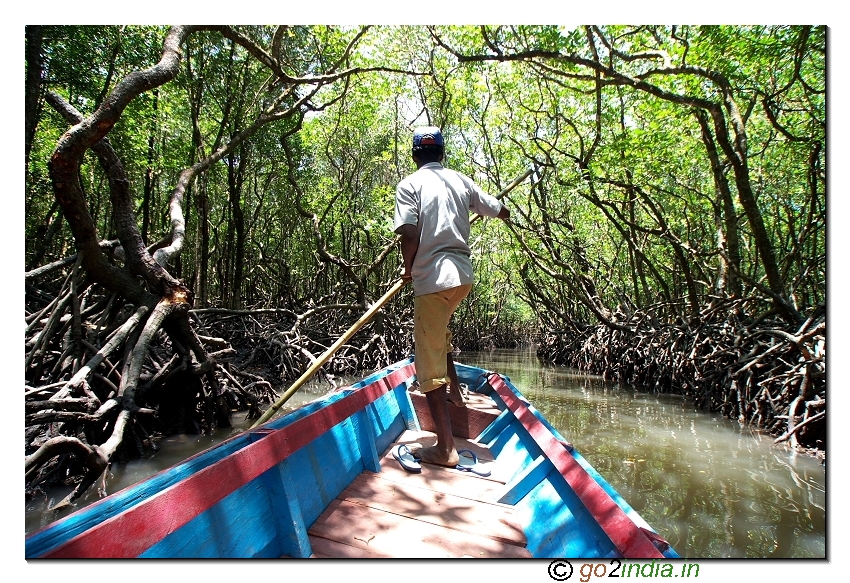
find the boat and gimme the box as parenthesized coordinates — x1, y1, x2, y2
(25, 357, 678, 559)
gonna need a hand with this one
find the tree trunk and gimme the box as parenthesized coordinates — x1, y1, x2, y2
(227, 144, 248, 309)
(141, 89, 160, 244)
(706, 99, 798, 323)
(696, 110, 742, 298)
(25, 25, 43, 174)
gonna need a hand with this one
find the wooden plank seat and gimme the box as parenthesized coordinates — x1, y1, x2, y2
(408, 390, 502, 439)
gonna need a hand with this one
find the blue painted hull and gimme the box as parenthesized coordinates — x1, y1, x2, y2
(25, 358, 677, 559)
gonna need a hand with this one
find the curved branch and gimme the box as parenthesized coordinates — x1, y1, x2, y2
(213, 25, 416, 84)
(434, 26, 796, 322)
(774, 410, 825, 444)
(25, 436, 103, 481)
(59, 305, 150, 396)
(154, 74, 328, 268)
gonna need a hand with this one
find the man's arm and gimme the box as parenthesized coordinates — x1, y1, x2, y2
(467, 177, 509, 220)
(396, 223, 419, 281)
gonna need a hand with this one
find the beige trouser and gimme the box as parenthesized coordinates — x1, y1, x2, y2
(413, 284, 472, 393)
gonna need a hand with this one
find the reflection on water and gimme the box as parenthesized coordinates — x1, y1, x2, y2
(460, 348, 826, 559)
(26, 349, 826, 559)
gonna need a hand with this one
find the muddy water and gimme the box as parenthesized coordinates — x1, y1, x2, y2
(26, 349, 826, 559)
(460, 348, 826, 559)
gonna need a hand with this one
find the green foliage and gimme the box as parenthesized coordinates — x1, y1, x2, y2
(26, 25, 825, 342)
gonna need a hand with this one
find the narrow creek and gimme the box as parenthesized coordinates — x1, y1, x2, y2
(460, 348, 825, 558)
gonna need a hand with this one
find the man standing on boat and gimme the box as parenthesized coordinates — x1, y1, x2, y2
(394, 126, 510, 467)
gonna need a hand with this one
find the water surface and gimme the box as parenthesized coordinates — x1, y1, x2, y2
(460, 348, 826, 558)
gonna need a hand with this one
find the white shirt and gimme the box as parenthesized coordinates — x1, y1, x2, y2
(394, 162, 503, 296)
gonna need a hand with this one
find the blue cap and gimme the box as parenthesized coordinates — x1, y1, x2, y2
(412, 126, 444, 149)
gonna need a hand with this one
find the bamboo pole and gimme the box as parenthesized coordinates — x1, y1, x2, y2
(250, 167, 535, 428)
(250, 277, 406, 428)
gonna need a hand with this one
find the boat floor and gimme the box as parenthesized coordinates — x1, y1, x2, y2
(302, 429, 532, 558)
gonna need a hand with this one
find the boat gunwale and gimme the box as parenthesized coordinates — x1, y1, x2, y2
(483, 371, 670, 559)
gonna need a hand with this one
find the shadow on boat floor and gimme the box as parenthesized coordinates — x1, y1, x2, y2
(301, 430, 532, 558)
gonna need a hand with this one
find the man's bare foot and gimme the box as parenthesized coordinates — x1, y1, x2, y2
(446, 384, 467, 407)
(411, 444, 459, 467)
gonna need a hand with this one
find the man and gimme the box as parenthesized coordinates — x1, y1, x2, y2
(393, 126, 510, 467)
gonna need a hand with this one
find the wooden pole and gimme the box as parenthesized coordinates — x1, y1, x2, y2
(250, 278, 406, 428)
(250, 167, 535, 428)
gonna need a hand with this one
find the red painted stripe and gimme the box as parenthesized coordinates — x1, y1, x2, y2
(43, 363, 417, 558)
(488, 375, 664, 559)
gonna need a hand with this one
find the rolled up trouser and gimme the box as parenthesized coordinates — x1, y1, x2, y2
(413, 284, 472, 393)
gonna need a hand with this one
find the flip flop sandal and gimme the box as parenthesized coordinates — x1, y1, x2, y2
(455, 449, 491, 477)
(392, 444, 422, 473)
